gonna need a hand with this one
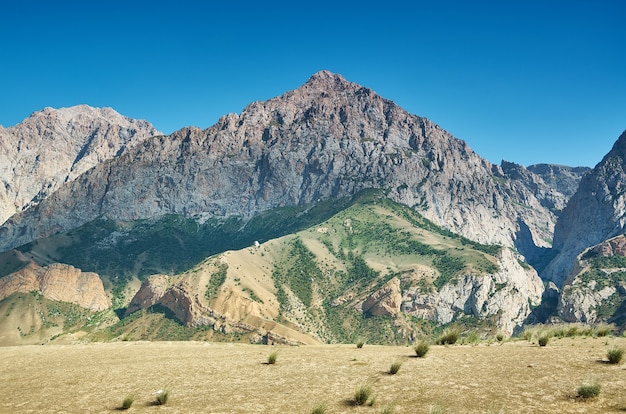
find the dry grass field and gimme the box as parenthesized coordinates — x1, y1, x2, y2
(1, 337, 625, 413)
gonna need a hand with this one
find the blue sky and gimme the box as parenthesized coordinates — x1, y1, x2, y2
(1, 1, 624, 167)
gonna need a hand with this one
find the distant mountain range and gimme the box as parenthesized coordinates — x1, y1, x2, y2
(0, 71, 623, 345)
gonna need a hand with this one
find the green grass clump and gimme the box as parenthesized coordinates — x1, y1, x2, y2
(354, 383, 373, 406)
(356, 340, 365, 349)
(388, 360, 403, 375)
(607, 346, 624, 364)
(120, 394, 135, 410)
(310, 402, 327, 414)
(267, 350, 279, 365)
(437, 328, 459, 345)
(537, 335, 549, 347)
(414, 341, 430, 357)
(380, 404, 395, 414)
(155, 389, 170, 405)
(495, 333, 504, 342)
(577, 382, 601, 400)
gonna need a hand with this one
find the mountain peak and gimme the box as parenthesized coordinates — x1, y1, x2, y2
(303, 70, 354, 92)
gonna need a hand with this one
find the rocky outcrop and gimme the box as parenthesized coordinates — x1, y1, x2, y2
(361, 277, 402, 317)
(124, 274, 169, 315)
(544, 130, 626, 286)
(501, 161, 584, 212)
(557, 235, 626, 324)
(401, 248, 544, 334)
(0, 105, 159, 224)
(526, 164, 590, 200)
(0, 72, 556, 261)
(0, 262, 109, 311)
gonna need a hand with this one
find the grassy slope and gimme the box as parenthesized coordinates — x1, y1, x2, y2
(1, 191, 505, 345)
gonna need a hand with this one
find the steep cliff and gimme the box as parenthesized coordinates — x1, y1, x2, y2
(557, 235, 626, 326)
(0, 72, 555, 260)
(0, 261, 109, 311)
(0, 105, 159, 224)
(544, 130, 626, 286)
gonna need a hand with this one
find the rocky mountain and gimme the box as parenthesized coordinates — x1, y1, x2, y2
(526, 164, 590, 201)
(500, 161, 589, 213)
(0, 71, 557, 261)
(119, 194, 542, 343)
(544, 130, 626, 286)
(0, 105, 159, 224)
(557, 235, 626, 326)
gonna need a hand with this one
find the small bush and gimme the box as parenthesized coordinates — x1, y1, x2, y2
(414, 341, 430, 358)
(356, 340, 365, 349)
(607, 346, 624, 364)
(354, 384, 372, 406)
(495, 333, 504, 342)
(577, 382, 601, 399)
(537, 335, 549, 347)
(155, 389, 170, 405)
(595, 323, 613, 337)
(388, 360, 403, 375)
(310, 403, 327, 414)
(267, 350, 278, 365)
(120, 394, 135, 410)
(437, 328, 459, 345)
(464, 331, 480, 345)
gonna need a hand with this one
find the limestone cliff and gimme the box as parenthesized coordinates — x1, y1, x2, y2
(0, 72, 556, 260)
(402, 248, 543, 334)
(0, 105, 159, 224)
(0, 261, 109, 311)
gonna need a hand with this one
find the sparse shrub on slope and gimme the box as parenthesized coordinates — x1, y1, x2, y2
(607, 346, 624, 364)
(120, 394, 135, 410)
(353, 383, 373, 406)
(437, 328, 459, 345)
(388, 360, 403, 375)
(414, 341, 430, 357)
(577, 382, 600, 400)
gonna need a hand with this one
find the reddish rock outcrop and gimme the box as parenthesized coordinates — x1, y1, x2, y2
(0, 262, 109, 311)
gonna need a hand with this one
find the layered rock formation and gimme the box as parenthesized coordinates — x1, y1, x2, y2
(0, 261, 109, 311)
(544, 130, 626, 286)
(0, 105, 159, 224)
(0, 71, 556, 259)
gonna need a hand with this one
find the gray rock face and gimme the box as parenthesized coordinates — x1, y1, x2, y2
(501, 161, 585, 212)
(556, 235, 626, 323)
(526, 164, 590, 200)
(544, 130, 626, 286)
(0, 105, 159, 224)
(0, 71, 555, 257)
(401, 248, 544, 334)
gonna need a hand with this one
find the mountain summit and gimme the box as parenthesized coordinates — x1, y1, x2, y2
(0, 71, 555, 256)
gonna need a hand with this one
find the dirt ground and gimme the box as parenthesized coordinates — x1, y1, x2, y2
(1, 337, 625, 413)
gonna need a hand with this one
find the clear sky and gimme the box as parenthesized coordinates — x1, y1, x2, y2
(1, 1, 624, 167)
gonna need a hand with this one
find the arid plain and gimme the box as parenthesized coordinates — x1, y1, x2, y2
(1, 337, 625, 413)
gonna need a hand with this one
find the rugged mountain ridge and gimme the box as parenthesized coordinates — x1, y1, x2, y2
(0, 71, 557, 259)
(0, 105, 159, 224)
(544, 130, 626, 286)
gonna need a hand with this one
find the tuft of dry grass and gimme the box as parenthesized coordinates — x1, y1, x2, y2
(267, 350, 278, 364)
(1, 339, 626, 413)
